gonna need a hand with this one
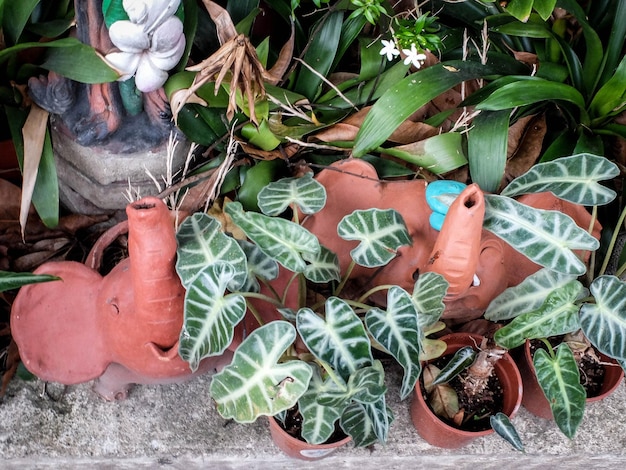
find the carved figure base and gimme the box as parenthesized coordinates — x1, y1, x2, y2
(51, 120, 191, 214)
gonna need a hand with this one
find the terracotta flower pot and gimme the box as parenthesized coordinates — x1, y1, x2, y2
(268, 416, 351, 461)
(410, 333, 523, 448)
(517, 339, 624, 420)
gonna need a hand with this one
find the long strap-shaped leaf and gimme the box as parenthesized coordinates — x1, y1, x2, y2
(297, 297, 373, 381)
(485, 268, 576, 321)
(209, 321, 313, 423)
(483, 194, 599, 275)
(533, 344, 586, 439)
(225, 201, 320, 273)
(500, 153, 618, 205)
(352, 60, 510, 157)
(493, 279, 584, 349)
(178, 262, 247, 370)
(337, 208, 411, 268)
(580, 275, 626, 362)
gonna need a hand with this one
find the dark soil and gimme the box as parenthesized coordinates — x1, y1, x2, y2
(422, 354, 504, 432)
(529, 337, 605, 397)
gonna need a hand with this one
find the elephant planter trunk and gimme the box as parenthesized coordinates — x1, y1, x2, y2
(302, 158, 600, 322)
(11, 197, 232, 400)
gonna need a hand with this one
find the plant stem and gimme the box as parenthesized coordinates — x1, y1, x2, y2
(333, 259, 356, 297)
(598, 203, 626, 276)
(357, 284, 396, 304)
(539, 338, 556, 359)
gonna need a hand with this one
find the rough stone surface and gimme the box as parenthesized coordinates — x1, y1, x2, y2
(1, 363, 625, 468)
(51, 123, 191, 214)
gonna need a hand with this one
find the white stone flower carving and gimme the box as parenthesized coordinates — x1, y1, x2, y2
(105, 0, 186, 92)
(401, 43, 427, 69)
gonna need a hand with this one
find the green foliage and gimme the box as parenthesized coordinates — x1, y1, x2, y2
(0, 271, 60, 292)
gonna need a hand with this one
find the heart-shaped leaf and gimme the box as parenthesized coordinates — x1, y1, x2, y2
(494, 280, 584, 349)
(533, 344, 586, 438)
(501, 154, 618, 206)
(179, 262, 247, 370)
(225, 201, 320, 273)
(319, 361, 386, 408)
(236, 239, 278, 293)
(303, 245, 341, 283)
(580, 275, 626, 361)
(485, 268, 577, 321)
(297, 297, 373, 381)
(257, 172, 327, 216)
(340, 398, 393, 447)
(412, 272, 449, 328)
(298, 365, 345, 445)
(365, 287, 422, 400)
(483, 194, 599, 275)
(337, 208, 411, 267)
(210, 321, 313, 423)
(176, 213, 247, 290)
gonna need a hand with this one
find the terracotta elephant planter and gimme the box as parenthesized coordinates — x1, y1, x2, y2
(10, 197, 234, 400)
(302, 158, 600, 322)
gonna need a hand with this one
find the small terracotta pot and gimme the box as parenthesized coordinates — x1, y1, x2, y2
(410, 333, 523, 448)
(268, 416, 351, 461)
(517, 339, 624, 420)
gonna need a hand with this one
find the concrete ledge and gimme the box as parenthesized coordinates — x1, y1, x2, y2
(1, 365, 626, 468)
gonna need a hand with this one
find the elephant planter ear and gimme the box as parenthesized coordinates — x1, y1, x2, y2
(11, 261, 108, 384)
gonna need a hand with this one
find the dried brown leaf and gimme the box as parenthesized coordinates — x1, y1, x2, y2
(501, 113, 547, 189)
(20, 104, 49, 239)
(424, 364, 461, 420)
(201, 0, 237, 44)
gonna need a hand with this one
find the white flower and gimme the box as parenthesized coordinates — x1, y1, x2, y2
(105, 0, 185, 92)
(402, 43, 427, 69)
(379, 39, 400, 61)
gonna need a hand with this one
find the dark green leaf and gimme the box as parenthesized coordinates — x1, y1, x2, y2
(533, 344, 586, 438)
(430, 346, 477, 386)
(468, 110, 510, 192)
(353, 61, 506, 157)
(2, 0, 39, 45)
(491, 412, 524, 451)
(40, 39, 119, 83)
(0, 271, 60, 292)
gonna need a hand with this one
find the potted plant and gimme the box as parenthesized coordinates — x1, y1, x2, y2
(171, 169, 454, 457)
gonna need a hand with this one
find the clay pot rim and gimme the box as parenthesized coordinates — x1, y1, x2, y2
(416, 332, 523, 437)
(268, 415, 352, 448)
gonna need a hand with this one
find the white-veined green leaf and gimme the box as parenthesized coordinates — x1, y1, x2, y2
(303, 245, 341, 283)
(257, 172, 327, 216)
(533, 344, 586, 439)
(299, 365, 346, 445)
(209, 321, 313, 423)
(490, 412, 524, 452)
(412, 272, 449, 328)
(225, 201, 320, 273)
(485, 268, 577, 321)
(296, 297, 373, 381)
(484, 194, 599, 275)
(236, 239, 278, 293)
(337, 208, 411, 267)
(501, 154, 618, 205)
(176, 213, 247, 290)
(340, 398, 393, 447)
(580, 275, 626, 361)
(366, 287, 422, 401)
(179, 262, 247, 371)
(318, 361, 386, 408)
(493, 279, 584, 349)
